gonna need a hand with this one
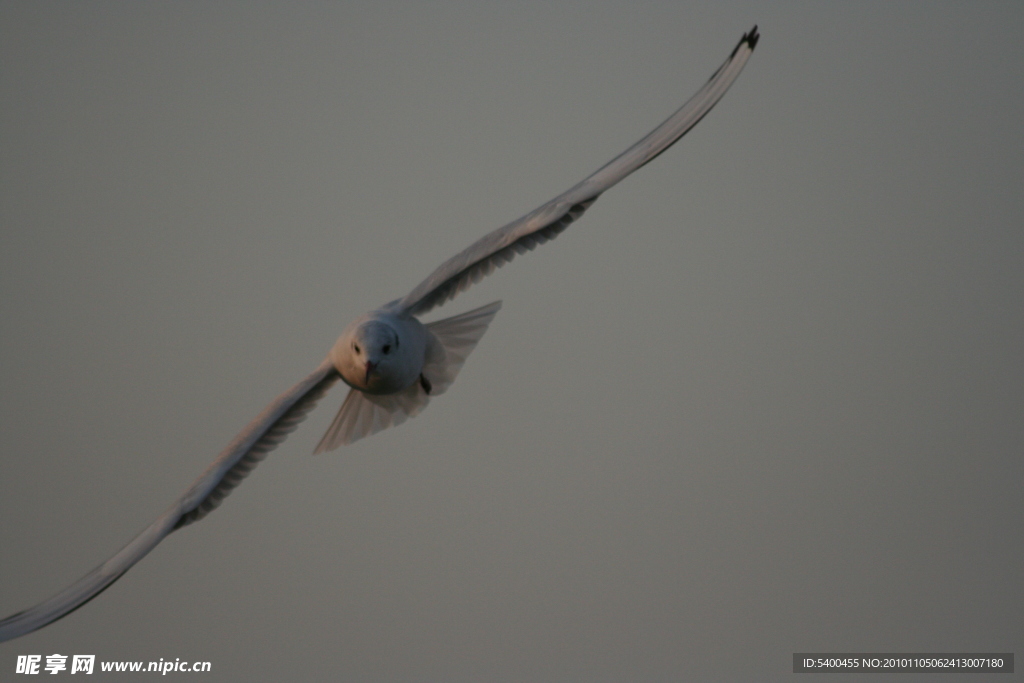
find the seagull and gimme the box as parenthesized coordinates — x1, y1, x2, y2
(0, 26, 758, 642)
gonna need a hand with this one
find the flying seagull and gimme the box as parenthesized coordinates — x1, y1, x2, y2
(0, 26, 758, 642)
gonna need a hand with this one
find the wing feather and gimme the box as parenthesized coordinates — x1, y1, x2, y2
(397, 26, 759, 317)
(0, 359, 339, 642)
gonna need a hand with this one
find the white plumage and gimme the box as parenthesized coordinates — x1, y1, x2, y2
(0, 26, 758, 643)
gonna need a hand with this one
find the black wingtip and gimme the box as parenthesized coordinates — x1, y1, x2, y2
(728, 25, 760, 59)
(744, 25, 760, 50)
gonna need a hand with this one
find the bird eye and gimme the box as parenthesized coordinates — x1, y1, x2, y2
(353, 343, 360, 354)
(382, 344, 391, 354)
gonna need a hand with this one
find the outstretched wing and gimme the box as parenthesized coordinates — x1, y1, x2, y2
(396, 26, 759, 318)
(0, 360, 340, 643)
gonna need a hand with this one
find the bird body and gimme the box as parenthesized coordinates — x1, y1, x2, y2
(317, 300, 503, 452)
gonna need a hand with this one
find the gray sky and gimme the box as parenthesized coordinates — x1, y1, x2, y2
(2, 2, 1022, 681)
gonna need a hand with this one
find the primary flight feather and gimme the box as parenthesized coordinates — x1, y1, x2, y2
(0, 26, 758, 642)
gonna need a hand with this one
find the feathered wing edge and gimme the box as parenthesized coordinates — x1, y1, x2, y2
(396, 26, 759, 318)
(0, 360, 340, 643)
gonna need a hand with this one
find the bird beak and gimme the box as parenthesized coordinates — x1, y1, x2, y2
(364, 360, 377, 385)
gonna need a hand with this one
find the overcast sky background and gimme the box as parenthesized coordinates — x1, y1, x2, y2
(2, 3, 1022, 681)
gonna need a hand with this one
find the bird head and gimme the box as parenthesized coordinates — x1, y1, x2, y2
(337, 320, 401, 392)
